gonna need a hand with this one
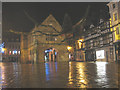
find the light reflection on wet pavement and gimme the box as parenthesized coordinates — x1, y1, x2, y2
(0, 61, 119, 88)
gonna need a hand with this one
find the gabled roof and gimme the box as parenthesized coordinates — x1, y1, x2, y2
(38, 14, 62, 32)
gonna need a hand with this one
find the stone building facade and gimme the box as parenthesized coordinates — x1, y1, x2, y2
(107, 1, 120, 61)
(21, 14, 69, 63)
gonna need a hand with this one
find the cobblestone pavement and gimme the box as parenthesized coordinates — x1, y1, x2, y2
(0, 61, 119, 88)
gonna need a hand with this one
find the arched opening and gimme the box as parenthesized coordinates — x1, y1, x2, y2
(44, 48, 57, 62)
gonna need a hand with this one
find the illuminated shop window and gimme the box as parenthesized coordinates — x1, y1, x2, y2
(13, 51, 14, 54)
(9, 51, 11, 55)
(13, 50, 17, 54)
(18, 51, 20, 54)
(96, 50, 105, 59)
(78, 39, 83, 49)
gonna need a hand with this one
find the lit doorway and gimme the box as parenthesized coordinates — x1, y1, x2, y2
(44, 48, 57, 62)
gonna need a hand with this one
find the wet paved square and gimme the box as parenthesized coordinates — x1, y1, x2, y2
(0, 61, 119, 88)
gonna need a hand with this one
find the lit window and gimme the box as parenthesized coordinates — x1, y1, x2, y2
(113, 13, 117, 21)
(96, 50, 105, 59)
(116, 27, 119, 34)
(18, 51, 20, 54)
(13, 50, 17, 54)
(15, 50, 17, 54)
(13, 51, 15, 54)
(9, 51, 11, 55)
(78, 39, 83, 49)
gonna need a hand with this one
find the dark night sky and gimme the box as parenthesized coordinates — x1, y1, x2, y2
(2, 2, 110, 34)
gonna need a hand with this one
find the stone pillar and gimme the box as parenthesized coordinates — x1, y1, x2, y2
(20, 34, 28, 63)
(37, 45, 46, 63)
(56, 45, 69, 62)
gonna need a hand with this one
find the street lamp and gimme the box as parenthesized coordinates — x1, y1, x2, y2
(67, 46, 72, 51)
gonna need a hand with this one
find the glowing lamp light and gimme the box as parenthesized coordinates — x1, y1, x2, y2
(45, 50, 52, 53)
(0, 43, 5, 53)
(13, 50, 17, 54)
(78, 39, 83, 42)
(18, 51, 20, 54)
(1, 48, 6, 53)
(78, 39, 83, 49)
(45, 50, 48, 53)
(67, 46, 72, 51)
(14, 50, 17, 54)
(69, 54, 71, 59)
(55, 52, 57, 55)
(9, 51, 12, 55)
(13, 51, 15, 54)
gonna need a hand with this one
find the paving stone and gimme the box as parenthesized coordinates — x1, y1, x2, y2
(0, 62, 119, 88)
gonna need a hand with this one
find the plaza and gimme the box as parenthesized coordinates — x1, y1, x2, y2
(0, 61, 119, 88)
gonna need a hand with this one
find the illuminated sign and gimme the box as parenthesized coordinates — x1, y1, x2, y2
(96, 50, 105, 59)
(0, 43, 4, 53)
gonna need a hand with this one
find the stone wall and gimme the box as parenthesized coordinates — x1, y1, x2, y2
(21, 14, 69, 63)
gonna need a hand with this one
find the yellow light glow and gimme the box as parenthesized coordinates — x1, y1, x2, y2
(109, 17, 120, 42)
(0, 63, 5, 81)
(78, 39, 83, 42)
(109, 18, 113, 31)
(67, 46, 72, 51)
(2, 48, 6, 52)
(68, 62, 73, 85)
(114, 25, 120, 42)
(76, 63, 87, 88)
(78, 39, 83, 49)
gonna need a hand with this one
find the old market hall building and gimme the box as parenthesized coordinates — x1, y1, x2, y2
(21, 14, 69, 63)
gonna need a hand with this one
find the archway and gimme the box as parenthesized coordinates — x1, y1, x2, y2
(44, 48, 57, 62)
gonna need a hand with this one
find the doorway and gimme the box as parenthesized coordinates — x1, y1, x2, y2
(44, 48, 57, 62)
